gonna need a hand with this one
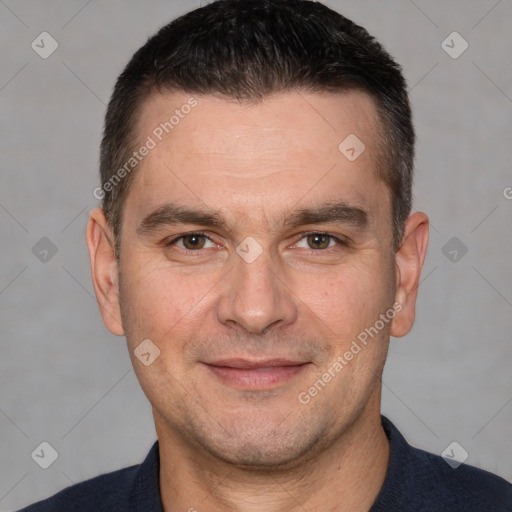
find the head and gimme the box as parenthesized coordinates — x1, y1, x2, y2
(87, 0, 428, 469)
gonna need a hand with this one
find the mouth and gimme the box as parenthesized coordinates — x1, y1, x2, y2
(202, 358, 311, 390)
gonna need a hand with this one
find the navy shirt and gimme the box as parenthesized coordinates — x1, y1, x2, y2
(17, 416, 512, 511)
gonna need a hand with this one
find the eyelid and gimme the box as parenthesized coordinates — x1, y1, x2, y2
(292, 231, 349, 249)
(164, 231, 216, 249)
(164, 230, 349, 251)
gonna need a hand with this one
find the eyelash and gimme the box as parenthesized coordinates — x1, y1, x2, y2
(164, 231, 348, 253)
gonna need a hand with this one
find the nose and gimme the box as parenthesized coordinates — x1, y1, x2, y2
(216, 248, 298, 334)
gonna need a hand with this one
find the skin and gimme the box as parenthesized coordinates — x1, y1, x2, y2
(87, 90, 429, 512)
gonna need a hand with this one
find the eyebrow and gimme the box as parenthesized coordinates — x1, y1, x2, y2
(136, 201, 368, 237)
(283, 202, 368, 230)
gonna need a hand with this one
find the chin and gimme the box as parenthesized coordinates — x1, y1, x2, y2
(204, 439, 314, 470)
(190, 416, 335, 471)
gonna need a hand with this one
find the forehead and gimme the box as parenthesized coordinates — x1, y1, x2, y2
(135, 89, 380, 158)
(125, 89, 389, 230)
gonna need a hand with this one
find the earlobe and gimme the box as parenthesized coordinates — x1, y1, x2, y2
(390, 212, 429, 338)
(86, 208, 124, 336)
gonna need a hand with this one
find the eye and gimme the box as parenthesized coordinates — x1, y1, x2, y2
(166, 232, 216, 251)
(294, 232, 345, 250)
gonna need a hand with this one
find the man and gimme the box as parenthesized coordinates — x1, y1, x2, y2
(19, 0, 512, 510)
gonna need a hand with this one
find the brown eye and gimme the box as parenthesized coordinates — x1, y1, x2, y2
(181, 234, 207, 250)
(165, 232, 217, 252)
(306, 233, 332, 249)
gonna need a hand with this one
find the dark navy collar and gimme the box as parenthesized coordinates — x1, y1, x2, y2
(128, 440, 163, 512)
(126, 415, 512, 511)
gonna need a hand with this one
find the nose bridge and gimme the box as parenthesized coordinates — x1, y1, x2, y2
(216, 246, 297, 334)
(237, 250, 278, 303)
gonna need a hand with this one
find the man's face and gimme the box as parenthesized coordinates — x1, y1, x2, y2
(104, 90, 401, 466)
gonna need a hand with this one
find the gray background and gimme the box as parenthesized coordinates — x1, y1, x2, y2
(1, 0, 511, 509)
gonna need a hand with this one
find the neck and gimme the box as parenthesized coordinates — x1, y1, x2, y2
(156, 402, 389, 512)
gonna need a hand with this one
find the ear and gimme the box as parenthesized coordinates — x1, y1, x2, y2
(86, 207, 124, 336)
(391, 212, 429, 338)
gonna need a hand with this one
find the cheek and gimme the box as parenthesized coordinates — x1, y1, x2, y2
(119, 260, 217, 345)
(296, 257, 394, 338)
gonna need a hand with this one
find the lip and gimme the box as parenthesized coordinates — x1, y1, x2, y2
(206, 358, 306, 369)
(203, 358, 310, 390)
